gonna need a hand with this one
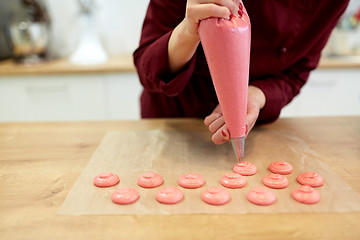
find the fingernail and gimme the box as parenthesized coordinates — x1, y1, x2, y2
(238, 2, 244, 17)
(239, 2, 243, 11)
(245, 124, 248, 135)
(222, 129, 227, 137)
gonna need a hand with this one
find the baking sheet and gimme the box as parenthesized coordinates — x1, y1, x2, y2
(59, 128, 360, 215)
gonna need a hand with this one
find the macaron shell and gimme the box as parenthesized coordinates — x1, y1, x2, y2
(201, 187, 231, 205)
(137, 172, 163, 188)
(262, 173, 289, 189)
(268, 161, 293, 175)
(93, 172, 120, 187)
(247, 186, 277, 206)
(233, 162, 257, 176)
(220, 172, 246, 189)
(292, 185, 320, 204)
(111, 188, 139, 204)
(178, 173, 205, 189)
(156, 187, 184, 204)
(297, 172, 324, 187)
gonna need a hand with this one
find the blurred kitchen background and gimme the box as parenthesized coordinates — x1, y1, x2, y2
(0, 0, 359, 122)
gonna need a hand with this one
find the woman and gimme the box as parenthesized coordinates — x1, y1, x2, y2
(133, 0, 349, 144)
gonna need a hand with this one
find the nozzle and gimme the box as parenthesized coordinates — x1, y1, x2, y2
(231, 136, 245, 162)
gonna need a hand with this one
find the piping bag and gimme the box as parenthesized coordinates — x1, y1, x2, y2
(198, 3, 251, 162)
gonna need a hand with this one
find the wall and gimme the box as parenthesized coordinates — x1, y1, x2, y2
(24, 0, 360, 58)
(1, 0, 358, 122)
(45, 0, 149, 58)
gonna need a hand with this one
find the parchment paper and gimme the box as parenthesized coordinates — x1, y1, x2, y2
(59, 129, 360, 215)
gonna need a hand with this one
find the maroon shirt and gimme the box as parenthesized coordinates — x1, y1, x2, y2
(134, 0, 348, 124)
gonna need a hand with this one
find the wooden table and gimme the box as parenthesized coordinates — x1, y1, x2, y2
(0, 117, 359, 240)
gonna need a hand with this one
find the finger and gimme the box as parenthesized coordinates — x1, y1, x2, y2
(222, 127, 230, 141)
(212, 124, 229, 145)
(199, 0, 239, 14)
(208, 115, 225, 133)
(189, 4, 231, 21)
(204, 112, 221, 126)
(204, 105, 222, 126)
(246, 107, 259, 138)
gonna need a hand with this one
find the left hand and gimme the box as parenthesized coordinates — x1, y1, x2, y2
(204, 85, 266, 144)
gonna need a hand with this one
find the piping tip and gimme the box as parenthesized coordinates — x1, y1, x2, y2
(231, 136, 245, 162)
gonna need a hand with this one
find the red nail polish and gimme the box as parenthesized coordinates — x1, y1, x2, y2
(245, 124, 248, 135)
(239, 3, 243, 11)
(222, 129, 227, 137)
(238, 2, 244, 17)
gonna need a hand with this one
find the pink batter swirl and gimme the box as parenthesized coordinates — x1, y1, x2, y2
(93, 172, 120, 187)
(201, 187, 231, 205)
(262, 173, 289, 189)
(156, 187, 184, 204)
(178, 173, 205, 189)
(268, 161, 293, 175)
(220, 172, 247, 189)
(137, 171, 163, 188)
(297, 172, 324, 187)
(233, 161, 257, 176)
(292, 185, 320, 204)
(111, 188, 139, 205)
(247, 186, 276, 206)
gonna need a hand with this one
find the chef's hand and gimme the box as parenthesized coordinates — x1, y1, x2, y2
(184, 0, 239, 39)
(204, 86, 266, 144)
(168, 0, 239, 74)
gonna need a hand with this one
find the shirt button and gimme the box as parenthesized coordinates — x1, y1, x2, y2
(281, 47, 288, 54)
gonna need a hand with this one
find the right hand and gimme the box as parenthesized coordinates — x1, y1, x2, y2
(184, 0, 240, 40)
(168, 0, 239, 74)
(204, 86, 266, 145)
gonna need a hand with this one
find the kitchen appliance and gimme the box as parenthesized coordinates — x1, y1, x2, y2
(69, 0, 108, 65)
(5, 0, 50, 64)
(0, 1, 17, 60)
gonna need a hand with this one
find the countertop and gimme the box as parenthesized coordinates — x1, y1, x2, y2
(0, 117, 359, 240)
(0, 55, 359, 76)
(0, 55, 135, 76)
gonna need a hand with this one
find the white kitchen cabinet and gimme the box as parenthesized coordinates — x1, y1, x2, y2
(0, 73, 142, 122)
(0, 68, 359, 122)
(104, 73, 142, 120)
(280, 69, 360, 117)
(0, 75, 106, 121)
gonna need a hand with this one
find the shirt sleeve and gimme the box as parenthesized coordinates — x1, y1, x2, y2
(249, 1, 349, 124)
(133, 0, 197, 97)
(250, 53, 317, 124)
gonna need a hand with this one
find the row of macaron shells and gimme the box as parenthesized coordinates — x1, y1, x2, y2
(93, 161, 324, 205)
(233, 161, 324, 205)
